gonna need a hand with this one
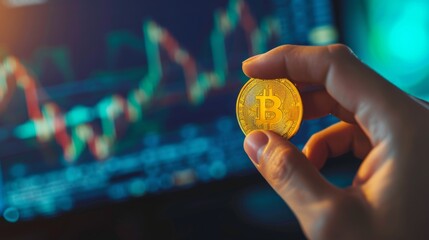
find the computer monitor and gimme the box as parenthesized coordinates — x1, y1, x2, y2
(0, 0, 338, 223)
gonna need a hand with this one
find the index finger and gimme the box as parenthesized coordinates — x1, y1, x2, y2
(242, 44, 415, 145)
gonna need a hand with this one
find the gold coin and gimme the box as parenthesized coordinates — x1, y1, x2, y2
(236, 78, 303, 139)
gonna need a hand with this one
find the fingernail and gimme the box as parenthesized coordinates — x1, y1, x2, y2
(244, 131, 269, 165)
(242, 54, 262, 64)
(302, 146, 308, 156)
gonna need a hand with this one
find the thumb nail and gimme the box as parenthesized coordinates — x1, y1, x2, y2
(244, 131, 269, 165)
(302, 146, 308, 156)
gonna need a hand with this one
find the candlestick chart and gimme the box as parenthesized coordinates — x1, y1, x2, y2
(0, 0, 281, 162)
(0, 0, 337, 221)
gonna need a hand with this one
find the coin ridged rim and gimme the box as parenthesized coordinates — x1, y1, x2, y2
(236, 78, 303, 139)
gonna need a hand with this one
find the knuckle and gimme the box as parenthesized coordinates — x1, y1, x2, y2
(327, 43, 353, 55)
(308, 131, 324, 145)
(267, 147, 299, 188)
(274, 44, 294, 55)
(327, 44, 356, 63)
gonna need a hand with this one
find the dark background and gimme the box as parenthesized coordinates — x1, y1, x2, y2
(1, 0, 427, 239)
(0, 154, 360, 240)
(0, 0, 348, 239)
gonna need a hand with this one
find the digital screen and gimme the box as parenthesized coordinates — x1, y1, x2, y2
(0, 0, 338, 222)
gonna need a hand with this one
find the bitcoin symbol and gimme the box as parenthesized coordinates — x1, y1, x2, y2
(236, 78, 303, 139)
(255, 88, 283, 128)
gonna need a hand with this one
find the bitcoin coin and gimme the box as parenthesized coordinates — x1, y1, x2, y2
(236, 78, 303, 139)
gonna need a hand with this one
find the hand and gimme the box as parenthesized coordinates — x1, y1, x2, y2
(242, 44, 429, 239)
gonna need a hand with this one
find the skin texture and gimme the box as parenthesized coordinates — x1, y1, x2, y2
(242, 44, 429, 240)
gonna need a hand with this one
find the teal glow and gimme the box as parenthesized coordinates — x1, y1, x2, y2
(3, 207, 19, 223)
(209, 161, 227, 179)
(211, 29, 227, 84)
(387, 2, 429, 62)
(65, 106, 93, 125)
(14, 121, 36, 139)
(344, 0, 429, 101)
(98, 96, 117, 138)
(128, 179, 146, 197)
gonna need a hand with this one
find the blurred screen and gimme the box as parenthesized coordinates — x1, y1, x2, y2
(0, 0, 338, 222)
(343, 0, 429, 101)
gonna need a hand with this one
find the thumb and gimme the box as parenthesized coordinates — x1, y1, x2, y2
(244, 130, 339, 221)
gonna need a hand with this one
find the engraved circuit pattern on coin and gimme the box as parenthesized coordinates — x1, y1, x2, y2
(236, 78, 303, 139)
